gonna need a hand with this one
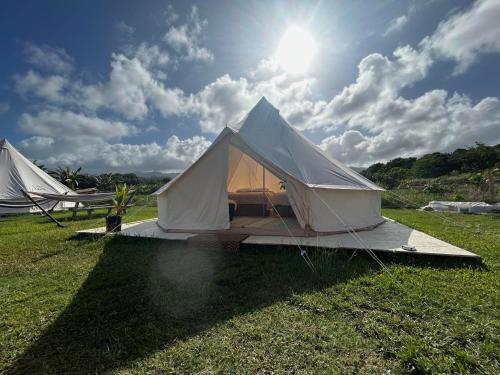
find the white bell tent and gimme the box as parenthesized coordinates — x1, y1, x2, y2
(0, 138, 76, 215)
(154, 97, 384, 233)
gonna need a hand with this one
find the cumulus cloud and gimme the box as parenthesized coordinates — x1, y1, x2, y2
(320, 92, 500, 165)
(18, 110, 138, 141)
(165, 4, 180, 24)
(14, 44, 185, 121)
(191, 70, 325, 133)
(14, 5, 215, 123)
(310, 45, 432, 130)
(164, 6, 214, 62)
(77, 49, 179, 120)
(13, 48, 319, 134)
(310, 0, 500, 165)
(115, 21, 135, 37)
(18, 134, 210, 173)
(424, 0, 500, 74)
(24, 43, 74, 74)
(13, 70, 69, 103)
(384, 15, 408, 36)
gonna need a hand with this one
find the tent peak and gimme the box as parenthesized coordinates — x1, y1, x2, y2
(229, 97, 279, 132)
(254, 96, 278, 112)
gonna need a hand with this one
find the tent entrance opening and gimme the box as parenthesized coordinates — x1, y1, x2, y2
(227, 145, 296, 221)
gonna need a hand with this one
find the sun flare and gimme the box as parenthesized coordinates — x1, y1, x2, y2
(276, 26, 317, 74)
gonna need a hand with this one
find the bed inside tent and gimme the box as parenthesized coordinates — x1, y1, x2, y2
(226, 144, 308, 235)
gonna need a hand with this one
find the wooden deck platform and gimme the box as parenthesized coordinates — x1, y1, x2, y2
(76, 217, 480, 259)
(77, 219, 197, 241)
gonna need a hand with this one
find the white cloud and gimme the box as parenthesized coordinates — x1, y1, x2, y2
(18, 134, 210, 173)
(310, 45, 433, 130)
(424, 0, 500, 74)
(0, 102, 9, 114)
(384, 15, 408, 36)
(13, 51, 320, 134)
(18, 136, 55, 156)
(191, 69, 325, 133)
(13, 70, 69, 103)
(165, 4, 179, 24)
(18, 110, 137, 141)
(191, 75, 256, 133)
(115, 21, 135, 37)
(24, 43, 74, 74)
(163, 6, 214, 62)
(309, 0, 500, 165)
(14, 5, 216, 124)
(14, 44, 185, 121)
(318, 87, 500, 166)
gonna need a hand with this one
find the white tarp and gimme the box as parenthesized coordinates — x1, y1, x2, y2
(155, 97, 384, 232)
(0, 139, 76, 215)
(422, 201, 500, 213)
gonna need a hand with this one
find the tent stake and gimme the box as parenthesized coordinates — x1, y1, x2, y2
(20, 189, 65, 228)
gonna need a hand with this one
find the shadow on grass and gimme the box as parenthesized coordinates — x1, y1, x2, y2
(6, 235, 483, 373)
(5, 235, 375, 373)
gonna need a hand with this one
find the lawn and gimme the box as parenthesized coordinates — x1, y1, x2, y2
(0, 207, 498, 374)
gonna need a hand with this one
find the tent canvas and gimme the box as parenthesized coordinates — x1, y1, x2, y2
(0, 139, 76, 215)
(154, 97, 384, 233)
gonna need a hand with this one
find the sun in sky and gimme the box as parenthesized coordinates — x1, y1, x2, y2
(276, 26, 317, 74)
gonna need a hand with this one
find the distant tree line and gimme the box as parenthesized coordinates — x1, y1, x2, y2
(362, 142, 500, 190)
(32, 161, 171, 194)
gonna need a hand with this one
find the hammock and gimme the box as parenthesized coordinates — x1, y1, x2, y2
(0, 198, 53, 208)
(28, 191, 116, 203)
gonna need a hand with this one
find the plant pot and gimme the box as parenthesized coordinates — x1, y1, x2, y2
(106, 215, 122, 232)
(228, 201, 237, 221)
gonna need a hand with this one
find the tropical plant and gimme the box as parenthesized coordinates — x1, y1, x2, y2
(95, 173, 115, 191)
(423, 181, 447, 195)
(50, 166, 82, 190)
(112, 184, 129, 216)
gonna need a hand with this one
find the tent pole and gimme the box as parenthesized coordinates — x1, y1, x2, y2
(20, 189, 65, 228)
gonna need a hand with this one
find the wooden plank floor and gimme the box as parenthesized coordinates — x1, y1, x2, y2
(77, 217, 480, 259)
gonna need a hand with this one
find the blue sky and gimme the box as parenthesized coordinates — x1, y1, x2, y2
(1, 0, 499, 173)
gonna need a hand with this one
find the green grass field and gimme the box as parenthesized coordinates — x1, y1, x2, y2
(0, 207, 499, 374)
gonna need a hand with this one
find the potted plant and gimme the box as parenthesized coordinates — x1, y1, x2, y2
(106, 184, 128, 232)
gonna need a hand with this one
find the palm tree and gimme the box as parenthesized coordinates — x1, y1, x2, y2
(50, 166, 82, 190)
